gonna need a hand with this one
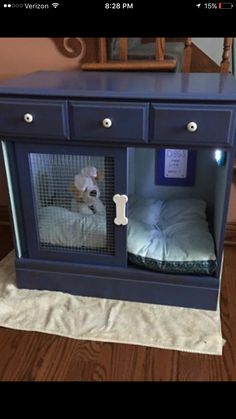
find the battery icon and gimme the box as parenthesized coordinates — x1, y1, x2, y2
(219, 2, 233, 8)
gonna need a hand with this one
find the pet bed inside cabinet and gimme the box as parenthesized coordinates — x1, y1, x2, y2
(31, 147, 223, 277)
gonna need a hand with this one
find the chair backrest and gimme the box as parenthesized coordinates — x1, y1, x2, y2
(81, 38, 177, 71)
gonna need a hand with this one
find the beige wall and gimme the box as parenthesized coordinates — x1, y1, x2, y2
(0, 37, 82, 205)
(0, 37, 81, 82)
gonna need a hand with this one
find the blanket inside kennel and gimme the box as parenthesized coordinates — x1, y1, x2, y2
(38, 206, 107, 249)
(127, 197, 217, 275)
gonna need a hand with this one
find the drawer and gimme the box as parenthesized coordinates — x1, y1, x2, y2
(0, 99, 69, 139)
(150, 105, 233, 146)
(70, 101, 149, 142)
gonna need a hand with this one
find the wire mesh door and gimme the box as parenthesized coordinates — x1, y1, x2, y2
(15, 143, 127, 266)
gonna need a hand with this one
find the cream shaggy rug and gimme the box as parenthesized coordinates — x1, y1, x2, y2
(0, 251, 224, 355)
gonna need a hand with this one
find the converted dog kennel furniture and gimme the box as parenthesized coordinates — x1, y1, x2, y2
(1, 71, 236, 310)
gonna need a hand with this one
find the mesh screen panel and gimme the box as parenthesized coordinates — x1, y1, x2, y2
(29, 152, 115, 255)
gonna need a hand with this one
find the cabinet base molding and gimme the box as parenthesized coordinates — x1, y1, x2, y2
(15, 258, 219, 311)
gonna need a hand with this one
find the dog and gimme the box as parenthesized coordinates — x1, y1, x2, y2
(69, 166, 105, 215)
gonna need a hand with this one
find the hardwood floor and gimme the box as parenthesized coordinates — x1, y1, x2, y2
(0, 225, 236, 381)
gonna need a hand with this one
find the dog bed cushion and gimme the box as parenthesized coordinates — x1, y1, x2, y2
(38, 206, 106, 249)
(127, 197, 217, 275)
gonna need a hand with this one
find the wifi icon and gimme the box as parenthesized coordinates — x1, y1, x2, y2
(52, 2, 59, 7)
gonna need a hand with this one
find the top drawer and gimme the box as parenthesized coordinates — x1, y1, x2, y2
(0, 99, 69, 139)
(70, 101, 149, 143)
(150, 104, 234, 146)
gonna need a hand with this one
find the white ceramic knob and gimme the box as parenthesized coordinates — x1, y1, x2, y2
(24, 113, 33, 123)
(187, 121, 197, 132)
(102, 118, 112, 128)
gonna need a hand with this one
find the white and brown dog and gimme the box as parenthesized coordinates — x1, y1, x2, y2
(69, 166, 105, 215)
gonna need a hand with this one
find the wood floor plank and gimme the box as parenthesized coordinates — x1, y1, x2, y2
(0, 225, 236, 381)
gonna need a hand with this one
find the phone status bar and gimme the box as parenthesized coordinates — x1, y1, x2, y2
(196, 2, 233, 9)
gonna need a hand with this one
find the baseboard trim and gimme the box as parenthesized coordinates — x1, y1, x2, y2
(0, 205, 10, 225)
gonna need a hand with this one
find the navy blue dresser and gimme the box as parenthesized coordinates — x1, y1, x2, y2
(1, 71, 236, 310)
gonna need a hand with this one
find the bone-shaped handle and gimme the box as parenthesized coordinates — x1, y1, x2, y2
(113, 194, 128, 226)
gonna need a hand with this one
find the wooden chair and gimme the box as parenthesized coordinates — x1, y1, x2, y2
(81, 38, 233, 74)
(220, 37, 233, 73)
(81, 38, 177, 71)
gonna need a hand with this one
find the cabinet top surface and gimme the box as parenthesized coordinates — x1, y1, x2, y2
(0, 71, 236, 101)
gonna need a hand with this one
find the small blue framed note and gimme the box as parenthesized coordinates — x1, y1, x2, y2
(155, 148, 196, 186)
